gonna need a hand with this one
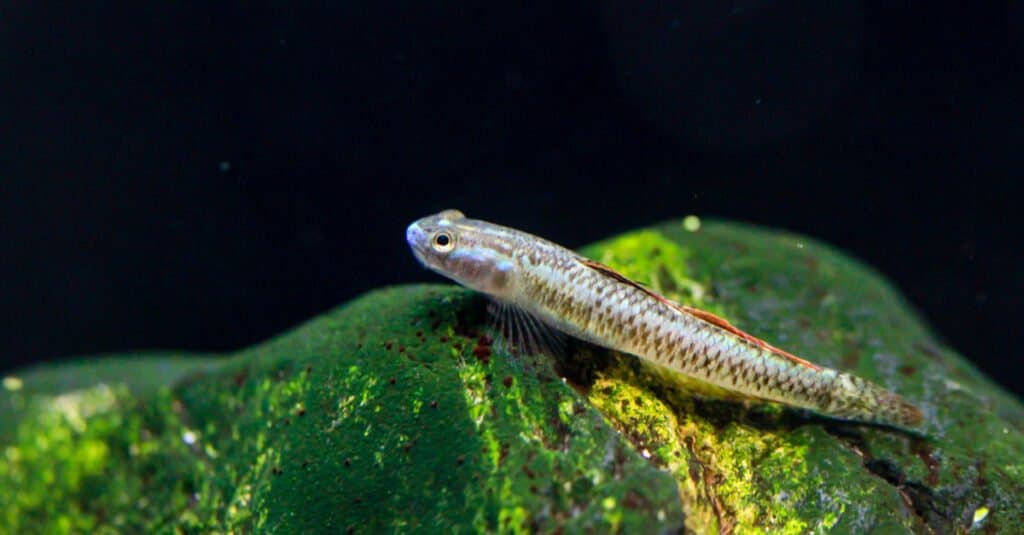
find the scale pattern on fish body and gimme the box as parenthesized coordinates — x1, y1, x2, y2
(406, 209, 923, 428)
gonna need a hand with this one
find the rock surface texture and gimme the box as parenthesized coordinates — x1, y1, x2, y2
(2, 220, 1021, 534)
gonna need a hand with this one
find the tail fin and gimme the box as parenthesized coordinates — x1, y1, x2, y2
(827, 372, 923, 428)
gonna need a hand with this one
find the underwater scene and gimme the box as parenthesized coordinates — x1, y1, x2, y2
(3, 3, 1022, 534)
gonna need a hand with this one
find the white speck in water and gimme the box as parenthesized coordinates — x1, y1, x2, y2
(641, 448, 652, 459)
(183, 430, 198, 446)
(683, 214, 701, 232)
(2, 376, 22, 391)
(795, 242, 805, 249)
(657, 509, 666, 521)
(218, 161, 231, 172)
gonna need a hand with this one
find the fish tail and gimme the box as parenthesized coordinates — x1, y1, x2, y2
(825, 372, 923, 428)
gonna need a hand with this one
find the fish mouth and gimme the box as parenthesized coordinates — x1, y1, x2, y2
(406, 221, 429, 265)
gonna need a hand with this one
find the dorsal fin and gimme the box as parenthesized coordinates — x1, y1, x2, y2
(676, 305, 822, 371)
(578, 258, 822, 371)
(579, 258, 651, 292)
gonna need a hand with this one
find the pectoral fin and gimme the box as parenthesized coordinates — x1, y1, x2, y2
(487, 300, 567, 357)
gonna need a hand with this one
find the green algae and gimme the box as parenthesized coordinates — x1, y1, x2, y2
(2, 219, 1023, 533)
(0, 287, 683, 534)
(577, 221, 1024, 533)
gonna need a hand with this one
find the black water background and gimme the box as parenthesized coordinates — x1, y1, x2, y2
(2, 3, 1021, 396)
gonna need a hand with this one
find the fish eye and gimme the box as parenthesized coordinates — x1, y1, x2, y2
(432, 232, 454, 251)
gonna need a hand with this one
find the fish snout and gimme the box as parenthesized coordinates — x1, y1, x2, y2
(406, 221, 431, 266)
(406, 222, 427, 248)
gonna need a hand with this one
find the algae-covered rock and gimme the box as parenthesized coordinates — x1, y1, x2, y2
(2, 220, 1022, 534)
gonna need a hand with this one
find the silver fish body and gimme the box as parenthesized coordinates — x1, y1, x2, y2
(407, 210, 922, 428)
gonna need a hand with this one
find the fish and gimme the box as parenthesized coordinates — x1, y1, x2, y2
(406, 209, 923, 428)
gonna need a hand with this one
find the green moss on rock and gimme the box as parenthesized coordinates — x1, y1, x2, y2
(577, 220, 1024, 534)
(0, 288, 682, 534)
(2, 219, 1022, 534)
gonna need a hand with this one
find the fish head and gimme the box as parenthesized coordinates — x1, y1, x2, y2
(406, 209, 518, 299)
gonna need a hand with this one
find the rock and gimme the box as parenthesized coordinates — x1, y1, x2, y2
(2, 220, 1021, 534)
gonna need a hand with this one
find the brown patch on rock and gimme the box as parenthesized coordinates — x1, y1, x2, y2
(912, 441, 940, 486)
(473, 345, 492, 364)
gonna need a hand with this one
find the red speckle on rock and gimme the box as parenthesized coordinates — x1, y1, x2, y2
(473, 345, 492, 364)
(912, 442, 941, 486)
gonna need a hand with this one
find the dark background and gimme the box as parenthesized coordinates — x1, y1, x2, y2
(2, 3, 1021, 396)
